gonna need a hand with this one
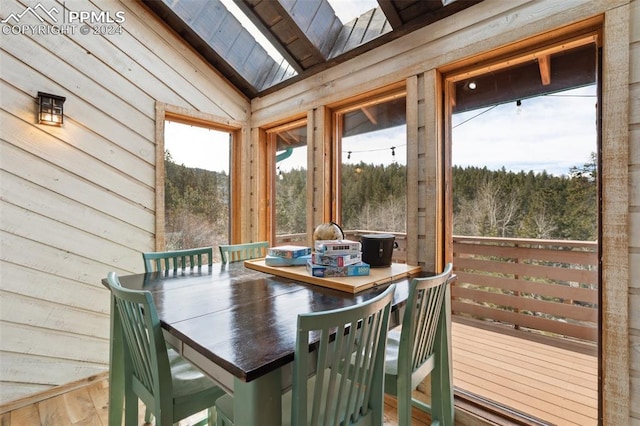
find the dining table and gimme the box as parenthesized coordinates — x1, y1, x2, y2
(103, 261, 447, 426)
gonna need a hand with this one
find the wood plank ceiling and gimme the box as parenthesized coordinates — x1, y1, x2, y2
(142, 0, 482, 99)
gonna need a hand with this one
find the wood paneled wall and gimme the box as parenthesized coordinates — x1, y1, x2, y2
(247, 0, 636, 423)
(628, 0, 640, 421)
(0, 0, 249, 406)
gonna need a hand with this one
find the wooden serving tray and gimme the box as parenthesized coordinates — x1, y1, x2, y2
(244, 259, 421, 294)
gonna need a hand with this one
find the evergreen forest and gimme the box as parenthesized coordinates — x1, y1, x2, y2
(164, 152, 597, 250)
(164, 151, 229, 250)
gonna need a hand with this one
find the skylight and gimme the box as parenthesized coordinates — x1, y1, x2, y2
(219, 0, 285, 62)
(327, 0, 378, 23)
(143, 0, 478, 97)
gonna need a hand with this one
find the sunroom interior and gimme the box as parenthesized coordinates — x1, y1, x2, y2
(0, 0, 636, 425)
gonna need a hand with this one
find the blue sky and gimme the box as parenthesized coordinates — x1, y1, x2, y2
(452, 85, 597, 175)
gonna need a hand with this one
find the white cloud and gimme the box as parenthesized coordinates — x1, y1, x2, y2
(453, 86, 597, 175)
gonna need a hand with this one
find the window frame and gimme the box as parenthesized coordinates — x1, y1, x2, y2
(265, 117, 309, 243)
(154, 103, 243, 250)
(330, 89, 408, 227)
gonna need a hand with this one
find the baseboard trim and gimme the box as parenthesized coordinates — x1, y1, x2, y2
(0, 371, 109, 414)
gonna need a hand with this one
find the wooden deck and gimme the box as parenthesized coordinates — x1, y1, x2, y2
(0, 322, 597, 426)
(452, 321, 598, 425)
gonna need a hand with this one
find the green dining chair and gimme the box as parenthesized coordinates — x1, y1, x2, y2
(218, 241, 269, 263)
(142, 247, 213, 274)
(384, 263, 454, 426)
(106, 272, 225, 426)
(215, 284, 397, 426)
(141, 246, 214, 424)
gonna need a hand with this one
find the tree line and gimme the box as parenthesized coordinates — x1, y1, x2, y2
(164, 152, 597, 248)
(452, 158, 597, 240)
(164, 151, 229, 250)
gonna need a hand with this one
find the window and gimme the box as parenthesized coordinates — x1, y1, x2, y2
(268, 119, 308, 241)
(163, 120, 231, 260)
(333, 92, 407, 234)
(445, 36, 599, 424)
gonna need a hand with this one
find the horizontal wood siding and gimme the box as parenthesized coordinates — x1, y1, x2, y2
(0, 0, 249, 404)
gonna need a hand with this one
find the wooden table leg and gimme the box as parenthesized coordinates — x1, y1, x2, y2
(232, 368, 282, 425)
(108, 295, 124, 426)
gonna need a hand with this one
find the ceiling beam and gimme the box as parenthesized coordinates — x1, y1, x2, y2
(538, 55, 551, 85)
(361, 106, 378, 125)
(377, 0, 403, 29)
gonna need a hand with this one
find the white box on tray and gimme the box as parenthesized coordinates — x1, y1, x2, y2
(267, 245, 312, 259)
(265, 254, 311, 266)
(314, 239, 361, 255)
(311, 252, 362, 267)
(306, 260, 370, 278)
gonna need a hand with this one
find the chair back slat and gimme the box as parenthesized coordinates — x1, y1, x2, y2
(412, 281, 447, 370)
(122, 301, 155, 391)
(219, 241, 269, 263)
(142, 247, 213, 273)
(294, 284, 395, 426)
(345, 308, 384, 423)
(403, 263, 453, 375)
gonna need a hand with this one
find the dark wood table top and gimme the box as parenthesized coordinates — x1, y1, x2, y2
(107, 262, 415, 383)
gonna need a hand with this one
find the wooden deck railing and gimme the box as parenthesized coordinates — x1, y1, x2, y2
(275, 232, 598, 343)
(452, 235, 598, 343)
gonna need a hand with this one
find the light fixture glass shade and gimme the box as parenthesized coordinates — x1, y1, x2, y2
(38, 92, 65, 126)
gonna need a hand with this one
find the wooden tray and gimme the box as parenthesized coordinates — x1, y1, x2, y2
(244, 259, 421, 293)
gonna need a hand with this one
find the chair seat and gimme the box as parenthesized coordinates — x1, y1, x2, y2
(168, 348, 219, 397)
(384, 327, 402, 375)
(167, 348, 225, 421)
(216, 369, 374, 426)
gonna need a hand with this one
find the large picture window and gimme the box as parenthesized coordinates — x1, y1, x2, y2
(445, 36, 600, 424)
(334, 92, 407, 234)
(159, 115, 234, 261)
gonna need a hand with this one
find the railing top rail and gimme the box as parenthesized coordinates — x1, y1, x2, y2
(453, 235, 598, 249)
(276, 232, 597, 250)
(349, 230, 407, 238)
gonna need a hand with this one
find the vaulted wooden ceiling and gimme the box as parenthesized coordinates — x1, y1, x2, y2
(142, 0, 482, 99)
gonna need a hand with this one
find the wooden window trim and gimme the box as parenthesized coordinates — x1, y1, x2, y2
(264, 117, 307, 243)
(440, 24, 608, 425)
(154, 102, 244, 250)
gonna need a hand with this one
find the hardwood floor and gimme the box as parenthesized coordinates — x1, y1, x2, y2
(0, 321, 596, 425)
(0, 378, 427, 426)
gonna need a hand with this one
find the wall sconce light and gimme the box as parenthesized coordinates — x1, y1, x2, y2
(38, 92, 65, 126)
